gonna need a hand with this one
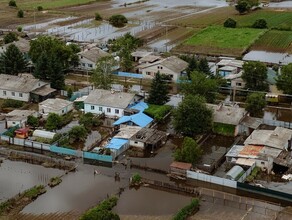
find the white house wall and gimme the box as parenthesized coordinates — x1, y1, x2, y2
(78, 57, 96, 70)
(84, 104, 124, 118)
(0, 90, 30, 102)
(7, 119, 25, 128)
(129, 140, 145, 149)
(140, 65, 180, 82)
(39, 103, 74, 116)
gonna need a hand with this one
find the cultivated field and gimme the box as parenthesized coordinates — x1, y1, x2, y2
(252, 30, 292, 53)
(174, 26, 265, 57)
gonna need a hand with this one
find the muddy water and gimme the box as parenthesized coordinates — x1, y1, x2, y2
(0, 159, 64, 202)
(83, 130, 102, 150)
(200, 135, 235, 154)
(264, 107, 292, 122)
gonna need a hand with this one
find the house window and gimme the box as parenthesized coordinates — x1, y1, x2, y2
(91, 106, 95, 110)
(115, 109, 119, 114)
(3, 91, 6, 96)
(107, 108, 111, 113)
(146, 72, 151, 75)
(169, 74, 173, 78)
(19, 93, 23, 97)
(261, 161, 265, 165)
(99, 107, 103, 111)
(236, 82, 242, 86)
(62, 109, 65, 113)
(11, 92, 15, 96)
(82, 63, 85, 67)
(134, 141, 138, 144)
(88, 64, 93, 68)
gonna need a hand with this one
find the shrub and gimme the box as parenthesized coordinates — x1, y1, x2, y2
(68, 125, 88, 143)
(131, 173, 141, 184)
(17, 26, 22, 32)
(252, 19, 267, 29)
(109, 14, 128, 27)
(27, 115, 39, 128)
(9, 0, 17, 7)
(173, 199, 200, 220)
(224, 18, 237, 28)
(17, 10, 24, 18)
(1, 99, 23, 108)
(37, 6, 43, 11)
(95, 12, 102, 21)
(3, 32, 18, 44)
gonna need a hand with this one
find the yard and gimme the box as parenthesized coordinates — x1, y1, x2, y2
(176, 26, 265, 56)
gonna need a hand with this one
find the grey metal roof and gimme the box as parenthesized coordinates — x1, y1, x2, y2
(78, 47, 109, 62)
(39, 98, 72, 112)
(6, 110, 36, 121)
(84, 89, 136, 109)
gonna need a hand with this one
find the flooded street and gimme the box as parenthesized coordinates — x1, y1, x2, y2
(0, 159, 64, 203)
(264, 107, 292, 122)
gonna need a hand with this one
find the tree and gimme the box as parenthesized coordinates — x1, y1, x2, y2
(109, 14, 128, 27)
(37, 6, 43, 11)
(245, 93, 266, 117)
(252, 19, 268, 29)
(69, 125, 88, 143)
(242, 61, 268, 91)
(27, 115, 39, 128)
(186, 55, 198, 76)
(0, 44, 28, 75)
(276, 63, 292, 94)
(79, 112, 101, 131)
(147, 72, 169, 105)
(17, 10, 24, 18)
(3, 32, 18, 44)
(45, 113, 62, 131)
(198, 58, 211, 75)
(224, 18, 237, 28)
(174, 137, 202, 164)
(235, 0, 251, 14)
(180, 71, 218, 103)
(49, 55, 65, 90)
(119, 50, 133, 72)
(90, 56, 117, 90)
(8, 0, 16, 7)
(172, 95, 213, 136)
(95, 12, 102, 21)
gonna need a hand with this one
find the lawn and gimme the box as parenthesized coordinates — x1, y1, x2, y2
(252, 30, 292, 53)
(179, 26, 265, 56)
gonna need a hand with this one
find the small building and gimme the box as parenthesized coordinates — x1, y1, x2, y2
(6, 110, 38, 128)
(78, 47, 109, 70)
(33, 129, 56, 140)
(84, 89, 142, 118)
(216, 59, 244, 77)
(225, 165, 244, 181)
(238, 116, 262, 136)
(131, 51, 153, 62)
(137, 56, 188, 82)
(14, 127, 30, 139)
(114, 126, 142, 140)
(105, 138, 129, 159)
(113, 112, 153, 128)
(224, 71, 246, 89)
(39, 98, 73, 117)
(129, 128, 168, 153)
(0, 38, 30, 58)
(207, 103, 247, 136)
(170, 161, 192, 179)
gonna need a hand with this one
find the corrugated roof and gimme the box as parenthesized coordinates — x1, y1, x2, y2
(6, 110, 36, 121)
(105, 138, 128, 150)
(78, 47, 109, 62)
(129, 101, 148, 112)
(31, 84, 56, 96)
(39, 98, 72, 112)
(113, 112, 153, 127)
(84, 89, 136, 109)
(170, 161, 192, 170)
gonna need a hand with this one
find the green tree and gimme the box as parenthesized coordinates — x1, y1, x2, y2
(252, 19, 268, 29)
(27, 115, 39, 128)
(242, 61, 268, 91)
(49, 55, 65, 90)
(276, 63, 292, 94)
(95, 12, 102, 21)
(119, 50, 133, 72)
(37, 6, 43, 11)
(109, 14, 128, 27)
(45, 113, 62, 131)
(173, 95, 213, 136)
(79, 112, 101, 131)
(174, 137, 202, 164)
(3, 32, 18, 44)
(186, 55, 198, 76)
(224, 18, 237, 28)
(245, 93, 266, 117)
(235, 0, 251, 14)
(0, 44, 28, 75)
(69, 125, 88, 143)
(147, 72, 169, 105)
(8, 0, 16, 7)
(90, 56, 117, 90)
(17, 10, 24, 18)
(198, 58, 211, 75)
(180, 71, 218, 103)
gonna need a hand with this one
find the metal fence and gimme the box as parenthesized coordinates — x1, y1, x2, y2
(263, 119, 292, 129)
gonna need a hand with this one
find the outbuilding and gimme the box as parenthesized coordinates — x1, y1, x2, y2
(225, 165, 244, 181)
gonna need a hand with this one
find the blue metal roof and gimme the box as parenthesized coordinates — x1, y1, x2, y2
(130, 101, 148, 112)
(113, 112, 153, 127)
(117, 71, 143, 79)
(105, 138, 128, 150)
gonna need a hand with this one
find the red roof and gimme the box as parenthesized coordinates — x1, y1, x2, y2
(170, 161, 192, 170)
(15, 127, 30, 134)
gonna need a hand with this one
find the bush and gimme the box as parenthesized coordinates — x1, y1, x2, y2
(252, 19, 267, 29)
(213, 123, 235, 136)
(37, 6, 43, 11)
(27, 115, 39, 128)
(9, 0, 17, 7)
(17, 26, 22, 32)
(68, 125, 88, 143)
(17, 10, 24, 18)
(245, 166, 260, 183)
(131, 173, 141, 184)
(109, 14, 128, 27)
(173, 199, 200, 220)
(144, 104, 172, 122)
(1, 99, 24, 108)
(79, 112, 101, 131)
(95, 12, 102, 21)
(224, 18, 237, 28)
(45, 113, 62, 131)
(3, 32, 18, 44)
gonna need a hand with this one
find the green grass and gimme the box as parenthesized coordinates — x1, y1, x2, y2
(144, 104, 172, 122)
(213, 122, 235, 136)
(235, 10, 292, 30)
(252, 30, 292, 52)
(184, 26, 265, 49)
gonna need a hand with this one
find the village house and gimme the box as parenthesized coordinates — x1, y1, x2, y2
(0, 74, 56, 102)
(5, 110, 38, 128)
(216, 59, 244, 77)
(84, 89, 143, 118)
(78, 47, 110, 70)
(137, 56, 188, 82)
(225, 71, 246, 89)
(0, 38, 30, 59)
(113, 112, 153, 128)
(39, 98, 74, 117)
(170, 161, 192, 180)
(131, 51, 153, 62)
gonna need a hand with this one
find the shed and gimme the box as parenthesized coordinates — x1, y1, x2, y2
(226, 165, 244, 181)
(105, 138, 129, 158)
(15, 127, 30, 139)
(170, 161, 192, 178)
(113, 112, 153, 128)
(33, 130, 56, 140)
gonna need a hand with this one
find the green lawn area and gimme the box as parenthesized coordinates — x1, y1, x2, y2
(235, 10, 292, 30)
(184, 26, 265, 49)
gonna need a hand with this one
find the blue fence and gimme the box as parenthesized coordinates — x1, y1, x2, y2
(50, 145, 77, 156)
(116, 71, 143, 79)
(83, 151, 112, 163)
